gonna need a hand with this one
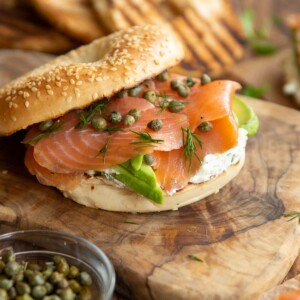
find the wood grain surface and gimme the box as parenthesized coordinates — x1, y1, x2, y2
(1, 51, 300, 299)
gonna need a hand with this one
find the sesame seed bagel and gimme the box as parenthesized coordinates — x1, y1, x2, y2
(0, 25, 184, 136)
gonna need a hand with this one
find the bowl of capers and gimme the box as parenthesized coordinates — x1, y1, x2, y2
(0, 229, 115, 299)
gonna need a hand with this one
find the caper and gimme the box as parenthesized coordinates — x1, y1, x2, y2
(200, 73, 211, 85)
(57, 278, 69, 289)
(147, 119, 163, 131)
(170, 79, 181, 90)
(27, 263, 41, 272)
(129, 85, 142, 97)
(68, 280, 80, 293)
(143, 155, 154, 166)
(0, 288, 7, 299)
(5, 261, 21, 277)
(1, 250, 15, 263)
(32, 285, 47, 298)
(39, 120, 54, 132)
(198, 121, 213, 132)
(76, 286, 91, 300)
(91, 117, 107, 131)
(58, 287, 75, 300)
(109, 111, 122, 124)
(67, 266, 79, 280)
(143, 90, 156, 103)
(56, 260, 69, 276)
(177, 85, 190, 98)
(167, 101, 185, 113)
(13, 272, 24, 282)
(28, 272, 45, 286)
(44, 282, 54, 294)
(186, 77, 196, 87)
(0, 279, 13, 290)
(128, 109, 141, 120)
(156, 71, 169, 82)
(49, 272, 64, 285)
(78, 272, 92, 286)
(16, 282, 31, 295)
(124, 115, 135, 126)
(24, 270, 34, 279)
(116, 90, 128, 98)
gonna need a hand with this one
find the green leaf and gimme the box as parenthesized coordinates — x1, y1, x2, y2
(251, 40, 277, 55)
(240, 9, 255, 39)
(240, 84, 269, 98)
(187, 255, 203, 262)
(23, 123, 64, 144)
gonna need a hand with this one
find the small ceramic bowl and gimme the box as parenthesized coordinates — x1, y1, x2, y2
(0, 229, 115, 299)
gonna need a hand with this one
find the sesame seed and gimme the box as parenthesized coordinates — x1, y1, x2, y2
(5, 96, 11, 101)
(9, 102, 13, 108)
(47, 90, 54, 96)
(23, 92, 30, 98)
(37, 91, 41, 97)
(96, 77, 102, 82)
(92, 93, 99, 100)
(62, 92, 68, 97)
(13, 103, 18, 108)
(63, 86, 69, 91)
(25, 101, 29, 108)
(11, 116, 17, 122)
(66, 96, 72, 103)
(2, 170, 8, 175)
(70, 79, 75, 85)
(55, 82, 61, 87)
(76, 81, 83, 86)
(31, 87, 38, 92)
(45, 85, 51, 90)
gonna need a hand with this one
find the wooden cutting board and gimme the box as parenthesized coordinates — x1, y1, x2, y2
(1, 51, 300, 300)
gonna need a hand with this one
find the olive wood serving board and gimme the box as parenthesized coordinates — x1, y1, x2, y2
(1, 51, 300, 299)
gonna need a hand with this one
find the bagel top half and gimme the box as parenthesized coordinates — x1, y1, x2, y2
(0, 25, 184, 136)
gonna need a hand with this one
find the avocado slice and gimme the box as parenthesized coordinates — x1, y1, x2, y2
(112, 164, 163, 204)
(130, 154, 144, 171)
(233, 96, 259, 137)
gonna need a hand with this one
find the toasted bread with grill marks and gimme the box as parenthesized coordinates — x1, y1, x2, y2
(0, 3, 76, 53)
(92, 0, 245, 76)
(30, 0, 108, 43)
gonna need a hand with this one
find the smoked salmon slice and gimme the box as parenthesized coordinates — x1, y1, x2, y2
(152, 115, 238, 194)
(25, 147, 82, 190)
(24, 76, 240, 193)
(28, 109, 189, 173)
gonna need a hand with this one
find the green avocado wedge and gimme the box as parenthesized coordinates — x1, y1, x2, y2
(233, 96, 259, 137)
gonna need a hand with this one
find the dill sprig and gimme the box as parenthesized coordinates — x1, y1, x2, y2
(23, 123, 64, 144)
(97, 141, 109, 163)
(76, 103, 106, 129)
(283, 211, 300, 223)
(182, 127, 202, 170)
(131, 131, 164, 148)
(155, 93, 171, 113)
(187, 254, 203, 262)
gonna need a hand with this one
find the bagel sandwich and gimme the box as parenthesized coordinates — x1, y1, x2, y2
(0, 25, 257, 213)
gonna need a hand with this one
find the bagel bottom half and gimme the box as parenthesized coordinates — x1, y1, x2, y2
(62, 152, 245, 213)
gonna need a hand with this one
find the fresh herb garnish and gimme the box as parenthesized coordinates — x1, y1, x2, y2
(182, 128, 202, 170)
(76, 103, 106, 129)
(284, 211, 300, 223)
(124, 221, 140, 225)
(155, 93, 171, 113)
(187, 254, 203, 262)
(104, 126, 124, 133)
(240, 84, 269, 98)
(240, 9, 277, 55)
(131, 131, 164, 148)
(23, 123, 64, 144)
(97, 141, 109, 163)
